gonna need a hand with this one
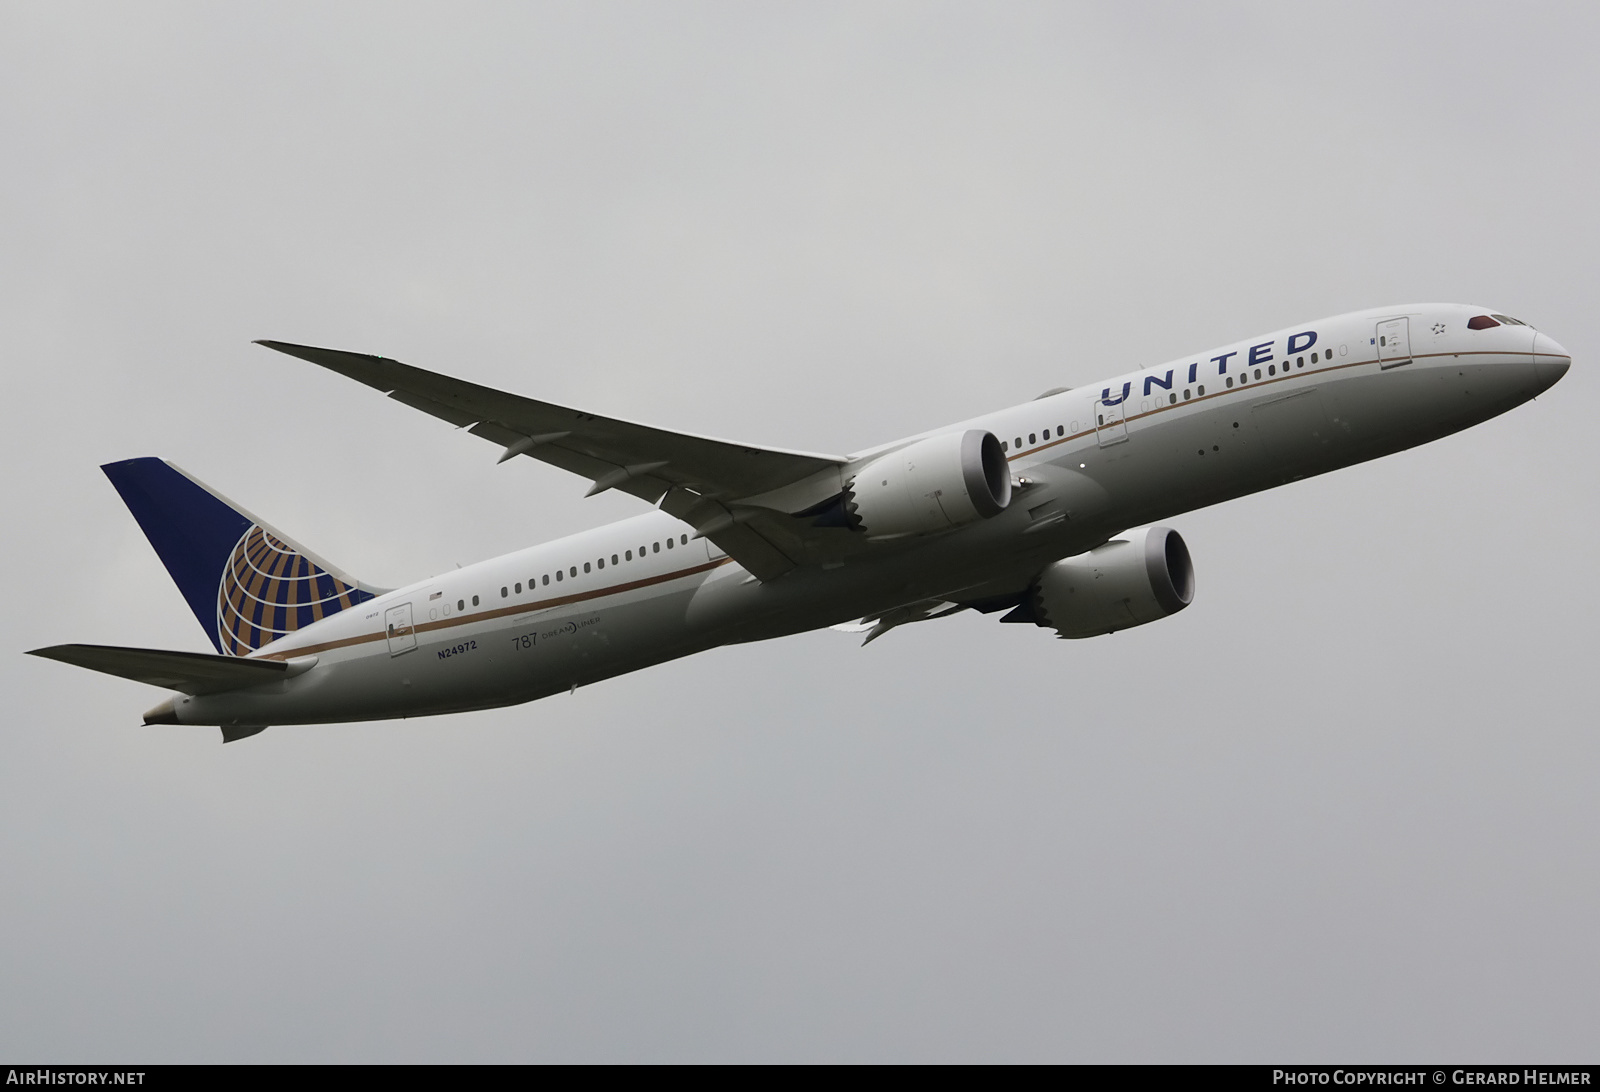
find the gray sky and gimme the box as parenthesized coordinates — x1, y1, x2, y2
(3, 1, 1597, 1062)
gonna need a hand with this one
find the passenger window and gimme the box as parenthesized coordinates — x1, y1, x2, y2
(1000, 440, 1009, 452)
(681, 535, 688, 545)
(1311, 351, 1319, 363)
(543, 575, 550, 586)
(1056, 426, 1063, 437)
(1014, 437, 1022, 448)
(515, 582, 522, 593)
(1254, 369, 1261, 380)
(665, 538, 673, 550)
(626, 550, 633, 561)
(1268, 365, 1276, 376)
(1226, 376, 1234, 388)
(1028, 433, 1036, 445)
(612, 554, 619, 565)
(584, 562, 591, 573)
(1197, 385, 1205, 395)
(653, 542, 660, 553)
(570, 567, 577, 577)
(1168, 393, 1176, 404)
(472, 595, 480, 607)
(457, 599, 464, 611)
(500, 586, 508, 598)
(597, 558, 605, 569)
(555, 572, 562, 582)
(1297, 356, 1304, 368)
(1183, 389, 1191, 400)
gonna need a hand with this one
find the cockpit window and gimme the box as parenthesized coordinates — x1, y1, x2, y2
(1490, 314, 1528, 326)
(1468, 315, 1500, 330)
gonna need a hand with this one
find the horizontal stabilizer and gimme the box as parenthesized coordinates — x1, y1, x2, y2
(28, 643, 291, 695)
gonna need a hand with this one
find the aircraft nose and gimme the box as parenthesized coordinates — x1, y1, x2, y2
(1532, 331, 1571, 390)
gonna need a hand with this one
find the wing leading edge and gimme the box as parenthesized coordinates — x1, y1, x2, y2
(256, 341, 856, 579)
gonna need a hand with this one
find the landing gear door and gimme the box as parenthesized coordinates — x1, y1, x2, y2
(384, 602, 417, 656)
(1377, 317, 1412, 369)
(1094, 398, 1128, 447)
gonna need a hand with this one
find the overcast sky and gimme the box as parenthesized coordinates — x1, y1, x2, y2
(4, 1, 1598, 1062)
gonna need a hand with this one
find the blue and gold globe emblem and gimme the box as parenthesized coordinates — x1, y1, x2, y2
(215, 525, 370, 656)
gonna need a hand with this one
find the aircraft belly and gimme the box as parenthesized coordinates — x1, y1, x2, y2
(1318, 359, 1536, 461)
(178, 580, 724, 726)
(1066, 358, 1535, 529)
(1090, 399, 1282, 518)
(178, 647, 419, 726)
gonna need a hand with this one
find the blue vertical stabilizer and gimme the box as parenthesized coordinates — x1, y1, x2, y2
(101, 458, 383, 655)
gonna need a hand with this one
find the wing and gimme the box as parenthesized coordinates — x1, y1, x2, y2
(256, 341, 857, 579)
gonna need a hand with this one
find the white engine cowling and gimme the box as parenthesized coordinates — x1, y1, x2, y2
(1030, 525, 1194, 638)
(848, 430, 1012, 538)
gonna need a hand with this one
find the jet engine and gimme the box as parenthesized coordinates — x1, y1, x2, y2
(1022, 525, 1194, 638)
(846, 430, 1012, 538)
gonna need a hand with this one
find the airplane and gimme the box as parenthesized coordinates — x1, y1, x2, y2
(28, 304, 1570, 742)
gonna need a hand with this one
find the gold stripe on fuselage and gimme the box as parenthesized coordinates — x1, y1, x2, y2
(255, 555, 734, 660)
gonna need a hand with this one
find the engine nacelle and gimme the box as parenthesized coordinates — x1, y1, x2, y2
(1029, 525, 1194, 638)
(847, 430, 1012, 538)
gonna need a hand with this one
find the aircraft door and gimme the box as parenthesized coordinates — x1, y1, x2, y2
(384, 602, 417, 656)
(1377, 317, 1412, 369)
(1094, 398, 1128, 446)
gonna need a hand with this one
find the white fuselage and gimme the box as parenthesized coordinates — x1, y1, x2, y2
(165, 304, 1570, 728)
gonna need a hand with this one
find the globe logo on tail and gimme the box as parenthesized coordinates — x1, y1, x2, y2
(216, 525, 372, 656)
